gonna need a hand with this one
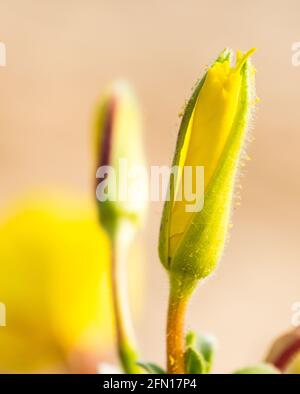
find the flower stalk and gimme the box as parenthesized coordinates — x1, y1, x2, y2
(166, 295, 187, 374)
(166, 275, 196, 373)
(109, 221, 141, 374)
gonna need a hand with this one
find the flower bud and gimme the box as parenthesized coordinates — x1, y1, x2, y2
(94, 81, 147, 235)
(159, 49, 256, 286)
(265, 327, 300, 373)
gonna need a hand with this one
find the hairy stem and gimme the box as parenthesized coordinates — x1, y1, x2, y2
(166, 275, 195, 374)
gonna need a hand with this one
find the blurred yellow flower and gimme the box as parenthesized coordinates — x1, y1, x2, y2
(0, 192, 114, 373)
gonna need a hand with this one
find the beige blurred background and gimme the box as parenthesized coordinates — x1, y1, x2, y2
(0, 0, 300, 373)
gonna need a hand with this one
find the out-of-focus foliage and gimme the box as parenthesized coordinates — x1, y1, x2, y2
(265, 327, 300, 374)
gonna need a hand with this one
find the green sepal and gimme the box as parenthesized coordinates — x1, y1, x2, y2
(137, 361, 165, 374)
(185, 331, 216, 374)
(186, 331, 216, 373)
(185, 346, 207, 374)
(158, 69, 207, 270)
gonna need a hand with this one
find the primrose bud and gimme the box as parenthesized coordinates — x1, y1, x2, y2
(94, 81, 147, 236)
(159, 48, 256, 290)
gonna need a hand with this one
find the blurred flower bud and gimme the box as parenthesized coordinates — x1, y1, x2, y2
(159, 48, 256, 291)
(265, 327, 300, 373)
(94, 81, 147, 236)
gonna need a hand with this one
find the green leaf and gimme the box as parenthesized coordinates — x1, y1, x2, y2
(186, 331, 216, 373)
(185, 346, 207, 374)
(137, 361, 165, 374)
(233, 363, 281, 374)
